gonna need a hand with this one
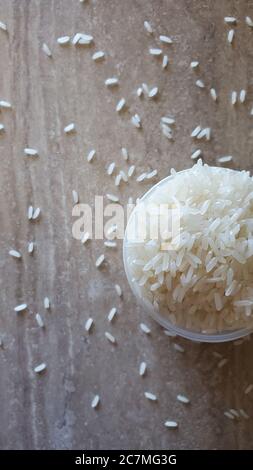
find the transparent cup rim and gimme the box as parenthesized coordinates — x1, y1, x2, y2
(123, 168, 253, 343)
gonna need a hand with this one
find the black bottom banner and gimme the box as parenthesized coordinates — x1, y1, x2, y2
(0, 450, 252, 467)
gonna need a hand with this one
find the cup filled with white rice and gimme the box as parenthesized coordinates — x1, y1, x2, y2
(123, 160, 253, 342)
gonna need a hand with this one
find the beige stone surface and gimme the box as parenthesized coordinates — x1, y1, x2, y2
(0, 0, 253, 450)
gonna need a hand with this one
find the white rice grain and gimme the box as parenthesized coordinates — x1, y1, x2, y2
(35, 313, 44, 328)
(239, 409, 250, 419)
(57, 36, 70, 45)
(190, 61, 199, 69)
(224, 411, 234, 420)
(91, 394, 100, 409)
(81, 232, 90, 244)
(92, 51, 105, 61)
(144, 20, 153, 34)
(107, 307, 117, 322)
(34, 363, 47, 374)
(159, 35, 173, 44)
(85, 317, 93, 332)
(131, 114, 141, 128)
(161, 116, 175, 125)
(137, 87, 143, 97)
(32, 208, 41, 220)
(142, 83, 149, 95)
(0, 124, 5, 132)
(196, 79, 205, 88)
(64, 123, 75, 133)
(72, 190, 79, 205)
(9, 249, 21, 259)
(72, 33, 93, 45)
(146, 169, 158, 179)
(120, 170, 128, 183)
(104, 240, 117, 248)
(231, 91, 237, 105)
(173, 343, 185, 353)
(121, 147, 128, 161)
(149, 47, 162, 56)
(14, 304, 27, 313)
(214, 293, 223, 312)
(177, 394, 190, 404)
(140, 323, 151, 334)
(245, 16, 253, 27)
(24, 148, 38, 157)
(191, 125, 202, 137)
(105, 331, 116, 344)
(105, 77, 119, 87)
(244, 384, 253, 394)
(128, 165, 135, 177)
(164, 420, 178, 429)
(240, 89, 246, 103)
(162, 55, 169, 69)
(139, 361, 147, 376)
(107, 162, 115, 175)
(95, 254, 105, 268)
(0, 21, 7, 31)
(106, 193, 119, 203)
(144, 391, 157, 401)
(229, 409, 240, 418)
(224, 16, 237, 24)
(191, 149, 202, 160)
(136, 172, 147, 182)
(227, 29, 235, 44)
(161, 124, 173, 139)
(197, 127, 211, 140)
(114, 284, 122, 297)
(148, 87, 158, 98)
(0, 100, 11, 108)
(28, 206, 34, 220)
(115, 174, 122, 186)
(217, 155, 233, 163)
(87, 149, 96, 162)
(218, 358, 228, 368)
(210, 88, 217, 101)
(28, 242, 34, 254)
(42, 43, 52, 57)
(116, 98, 126, 112)
(44, 297, 50, 309)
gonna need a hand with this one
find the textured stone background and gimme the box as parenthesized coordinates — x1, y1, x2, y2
(0, 0, 253, 450)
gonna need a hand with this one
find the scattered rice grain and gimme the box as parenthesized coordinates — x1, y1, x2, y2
(64, 123, 75, 133)
(42, 43, 52, 57)
(85, 317, 93, 332)
(105, 331, 116, 344)
(35, 313, 44, 328)
(139, 361, 147, 376)
(108, 307, 117, 322)
(9, 249, 21, 259)
(144, 21, 153, 34)
(92, 50, 105, 61)
(34, 363, 47, 374)
(57, 36, 70, 45)
(164, 420, 178, 428)
(91, 395, 100, 409)
(140, 323, 151, 334)
(149, 48, 162, 56)
(14, 304, 27, 313)
(116, 98, 126, 112)
(144, 391, 157, 401)
(95, 254, 105, 268)
(87, 149, 96, 162)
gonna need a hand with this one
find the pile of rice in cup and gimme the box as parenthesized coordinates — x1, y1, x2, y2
(125, 161, 253, 333)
